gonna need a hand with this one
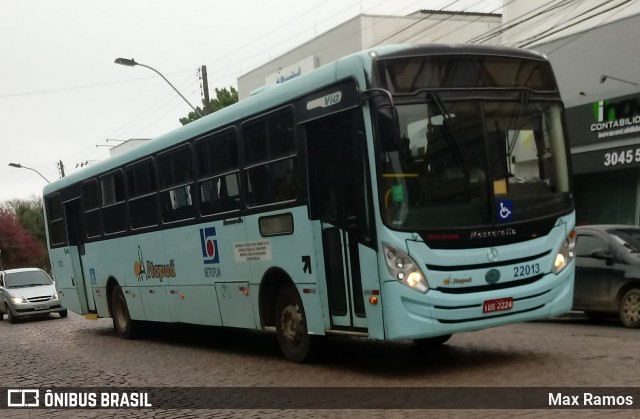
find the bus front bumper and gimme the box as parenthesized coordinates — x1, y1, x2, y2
(381, 265, 574, 341)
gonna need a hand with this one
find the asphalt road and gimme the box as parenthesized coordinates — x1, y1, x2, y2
(1, 311, 638, 418)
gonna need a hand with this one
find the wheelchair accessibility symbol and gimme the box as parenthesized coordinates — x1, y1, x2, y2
(497, 200, 512, 222)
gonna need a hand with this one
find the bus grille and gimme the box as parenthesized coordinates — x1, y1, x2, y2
(437, 304, 545, 324)
(435, 274, 544, 294)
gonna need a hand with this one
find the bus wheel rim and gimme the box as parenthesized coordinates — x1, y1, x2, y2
(280, 302, 302, 344)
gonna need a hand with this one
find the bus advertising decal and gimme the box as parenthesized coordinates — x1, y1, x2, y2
(200, 227, 220, 264)
(133, 245, 176, 282)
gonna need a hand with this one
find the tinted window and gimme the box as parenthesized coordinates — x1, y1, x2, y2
(243, 110, 297, 206)
(244, 110, 295, 164)
(158, 146, 194, 222)
(46, 194, 67, 246)
(83, 179, 101, 238)
(377, 55, 557, 93)
(246, 158, 297, 206)
(101, 170, 127, 234)
(197, 129, 238, 177)
(575, 234, 609, 257)
(196, 129, 241, 215)
(609, 229, 640, 253)
(126, 159, 157, 229)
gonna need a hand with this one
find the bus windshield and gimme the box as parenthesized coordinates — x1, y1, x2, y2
(379, 98, 572, 231)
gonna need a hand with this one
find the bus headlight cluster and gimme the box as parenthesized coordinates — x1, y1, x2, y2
(552, 229, 576, 274)
(383, 244, 428, 293)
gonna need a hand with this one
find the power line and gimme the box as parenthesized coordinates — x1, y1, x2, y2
(467, 0, 575, 45)
(515, 0, 633, 47)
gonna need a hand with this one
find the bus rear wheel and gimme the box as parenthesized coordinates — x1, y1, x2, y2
(275, 285, 311, 363)
(111, 284, 137, 339)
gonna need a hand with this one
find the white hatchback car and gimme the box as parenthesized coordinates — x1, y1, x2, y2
(0, 268, 67, 323)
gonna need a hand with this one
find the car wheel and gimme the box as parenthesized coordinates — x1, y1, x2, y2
(59, 309, 68, 318)
(111, 284, 137, 339)
(6, 304, 16, 324)
(619, 288, 640, 328)
(275, 285, 312, 363)
(414, 334, 452, 348)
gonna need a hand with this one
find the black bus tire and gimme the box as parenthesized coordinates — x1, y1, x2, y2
(275, 285, 312, 363)
(111, 284, 137, 339)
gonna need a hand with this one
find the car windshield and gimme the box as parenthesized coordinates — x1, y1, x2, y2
(378, 99, 572, 230)
(609, 229, 640, 253)
(4, 270, 53, 289)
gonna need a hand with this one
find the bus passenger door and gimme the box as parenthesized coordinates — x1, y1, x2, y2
(306, 110, 371, 330)
(56, 198, 93, 314)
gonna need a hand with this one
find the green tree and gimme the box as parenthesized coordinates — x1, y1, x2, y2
(179, 86, 238, 125)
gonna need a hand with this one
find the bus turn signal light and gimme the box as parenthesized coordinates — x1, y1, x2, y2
(369, 296, 378, 305)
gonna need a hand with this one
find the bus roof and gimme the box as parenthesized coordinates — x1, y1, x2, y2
(43, 43, 547, 197)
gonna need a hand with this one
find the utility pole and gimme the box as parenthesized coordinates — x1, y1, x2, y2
(201, 65, 210, 115)
(57, 160, 65, 178)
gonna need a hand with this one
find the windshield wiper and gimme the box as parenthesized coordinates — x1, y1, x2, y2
(428, 92, 470, 171)
(507, 91, 533, 159)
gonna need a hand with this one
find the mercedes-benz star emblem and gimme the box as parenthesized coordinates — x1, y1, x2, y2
(487, 247, 499, 262)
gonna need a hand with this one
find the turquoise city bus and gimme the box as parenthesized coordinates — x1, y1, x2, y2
(43, 44, 576, 362)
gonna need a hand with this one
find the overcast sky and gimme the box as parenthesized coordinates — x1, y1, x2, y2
(0, 0, 501, 203)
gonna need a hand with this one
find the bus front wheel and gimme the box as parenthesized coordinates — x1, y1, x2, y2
(275, 285, 311, 363)
(111, 284, 137, 339)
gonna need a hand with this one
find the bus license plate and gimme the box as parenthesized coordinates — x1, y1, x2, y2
(483, 297, 513, 313)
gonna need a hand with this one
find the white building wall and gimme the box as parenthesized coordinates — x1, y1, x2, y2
(237, 12, 501, 100)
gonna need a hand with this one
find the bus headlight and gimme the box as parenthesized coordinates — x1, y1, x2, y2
(552, 229, 576, 274)
(383, 244, 428, 293)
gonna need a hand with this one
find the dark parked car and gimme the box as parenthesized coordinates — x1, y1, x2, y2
(0, 268, 67, 323)
(573, 225, 640, 328)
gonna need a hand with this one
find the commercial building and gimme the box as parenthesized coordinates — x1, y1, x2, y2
(528, 10, 640, 225)
(238, 10, 502, 100)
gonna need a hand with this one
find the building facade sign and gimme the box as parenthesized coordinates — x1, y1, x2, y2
(566, 93, 640, 147)
(572, 143, 640, 174)
(265, 56, 317, 86)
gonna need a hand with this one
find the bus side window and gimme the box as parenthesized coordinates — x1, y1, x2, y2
(126, 159, 158, 229)
(196, 128, 241, 216)
(243, 109, 297, 207)
(100, 170, 127, 234)
(46, 193, 68, 246)
(158, 145, 194, 223)
(83, 179, 102, 238)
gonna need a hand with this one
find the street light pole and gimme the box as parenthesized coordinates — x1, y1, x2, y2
(114, 58, 204, 117)
(8, 163, 51, 184)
